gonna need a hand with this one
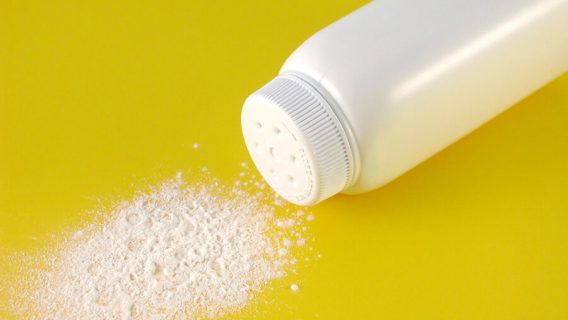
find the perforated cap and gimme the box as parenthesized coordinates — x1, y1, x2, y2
(241, 74, 355, 205)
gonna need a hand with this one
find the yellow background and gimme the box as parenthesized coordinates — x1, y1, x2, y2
(1, 0, 568, 319)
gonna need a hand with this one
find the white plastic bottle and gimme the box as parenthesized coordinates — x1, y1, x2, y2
(241, 0, 568, 205)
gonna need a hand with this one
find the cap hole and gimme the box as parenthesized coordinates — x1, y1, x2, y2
(273, 127, 281, 135)
(256, 122, 263, 129)
(253, 142, 262, 154)
(269, 147, 279, 161)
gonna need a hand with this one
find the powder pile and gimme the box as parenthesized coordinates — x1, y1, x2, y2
(8, 172, 313, 319)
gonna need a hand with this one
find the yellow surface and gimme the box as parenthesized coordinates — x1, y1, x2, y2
(1, 0, 568, 319)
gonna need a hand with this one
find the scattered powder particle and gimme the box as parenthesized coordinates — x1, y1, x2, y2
(306, 214, 315, 222)
(72, 230, 84, 240)
(276, 218, 296, 229)
(192, 143, 200, 149)
(290, 284, 300, 292)
(273, 198, 285, 207)
(7, 172, 315, 320)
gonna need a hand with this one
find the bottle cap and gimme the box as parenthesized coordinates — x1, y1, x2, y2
(241, 74, 355, 205)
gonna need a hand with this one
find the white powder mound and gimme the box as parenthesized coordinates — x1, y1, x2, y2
(10, 172, 312, 319)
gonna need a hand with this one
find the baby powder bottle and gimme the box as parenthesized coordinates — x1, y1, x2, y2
(241, 0, 568, 205)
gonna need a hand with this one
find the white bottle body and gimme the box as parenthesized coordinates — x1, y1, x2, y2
(280, 0, 568, 194)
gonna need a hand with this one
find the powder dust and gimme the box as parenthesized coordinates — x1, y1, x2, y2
(5, 170, 315, 319)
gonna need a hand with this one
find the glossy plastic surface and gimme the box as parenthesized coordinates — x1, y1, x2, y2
(282, 0, 568, 193)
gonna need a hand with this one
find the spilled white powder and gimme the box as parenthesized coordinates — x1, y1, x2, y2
(8, 172, 313, 319)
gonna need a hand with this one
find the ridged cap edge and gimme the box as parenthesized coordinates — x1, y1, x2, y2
(242, 75, 354, 205)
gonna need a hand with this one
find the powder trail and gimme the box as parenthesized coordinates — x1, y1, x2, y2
(7, 172, 313, 319)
